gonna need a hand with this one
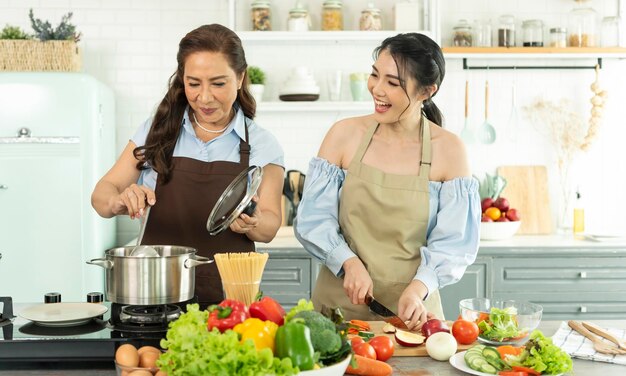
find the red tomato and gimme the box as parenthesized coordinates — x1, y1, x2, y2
(498, 372, 528, 376)
(512, 366, 540, 376)
(353, 342, 377, 360)
(350, 336, 365, 349)
(451, 319, 479, 345)
(368, 336, 394, 362)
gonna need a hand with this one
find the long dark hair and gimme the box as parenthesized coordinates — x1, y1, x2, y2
(373, 33, 445, 126)
(133, 24, 256, 183)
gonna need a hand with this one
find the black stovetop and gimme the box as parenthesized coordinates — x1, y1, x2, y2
(0, 296, 190, 364)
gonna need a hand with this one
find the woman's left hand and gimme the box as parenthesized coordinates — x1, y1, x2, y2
(230, 196, 261, 234)
(397, 280, 434, 331)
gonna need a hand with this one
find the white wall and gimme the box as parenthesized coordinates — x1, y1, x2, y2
(2, 0, 624, 244)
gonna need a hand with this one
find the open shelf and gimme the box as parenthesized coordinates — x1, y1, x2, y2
(443, 47, 626, 59)
(257, 101, 372, 112)
(238, 30, 432, 43)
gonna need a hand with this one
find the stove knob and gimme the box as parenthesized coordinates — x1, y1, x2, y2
(44, 292, 61, 303)
(87, 292, 104, 303)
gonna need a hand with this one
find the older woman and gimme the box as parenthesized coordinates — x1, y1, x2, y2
(92, 24, 284, 307)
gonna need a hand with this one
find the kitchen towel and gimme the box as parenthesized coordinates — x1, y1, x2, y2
(552, 321, 626, 365)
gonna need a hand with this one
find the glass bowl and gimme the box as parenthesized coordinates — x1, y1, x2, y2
(459, 298, 542, 345)
(115, 360, 160, 376)
(480, 221, 521, 240)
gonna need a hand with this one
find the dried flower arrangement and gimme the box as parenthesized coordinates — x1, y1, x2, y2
(523, 65, 607, 229)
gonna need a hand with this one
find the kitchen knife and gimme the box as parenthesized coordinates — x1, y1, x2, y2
(365, 295, 409, 330)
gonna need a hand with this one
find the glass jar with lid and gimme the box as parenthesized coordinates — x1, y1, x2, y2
(359, 3, 383, 31)
(601, 16, 620, 47)
(522, 19, 544, 46)
(498, 15, 516, 47)
(322, 0, 343, 31)
(251, 0, 272, 31)
(568, 0, 599, 47)
(453, 19, 473, 46)
(287, 2, 310, 32)
(550, 27, 568, 47)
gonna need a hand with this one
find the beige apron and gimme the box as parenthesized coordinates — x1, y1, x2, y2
(312, 116, 444, 320)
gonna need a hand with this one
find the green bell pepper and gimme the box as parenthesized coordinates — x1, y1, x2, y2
(275, 321, 315, 371)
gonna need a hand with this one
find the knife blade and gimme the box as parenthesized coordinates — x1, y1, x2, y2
(365, 295, 409, 330)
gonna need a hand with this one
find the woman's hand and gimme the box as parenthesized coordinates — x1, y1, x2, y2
(342, 257, 373, 305)
(397, 280, 434, 331)
(110, 184, 155, 219)
(230, 196, 261, 234)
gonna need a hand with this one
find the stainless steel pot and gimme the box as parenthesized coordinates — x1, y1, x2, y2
(87, 245, 213, 305)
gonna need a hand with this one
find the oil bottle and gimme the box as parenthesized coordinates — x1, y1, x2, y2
(573, 189, 585, 234)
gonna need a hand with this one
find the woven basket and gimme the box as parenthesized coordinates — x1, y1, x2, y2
(0, 40, 81, 72)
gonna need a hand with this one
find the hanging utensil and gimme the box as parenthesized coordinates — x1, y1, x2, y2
(129, 206, 158, 257)
(460, 80, 475, 144)
(477, 80, 496, 144)
(506, 69, 519, 142)
(206, 165, 263, 235)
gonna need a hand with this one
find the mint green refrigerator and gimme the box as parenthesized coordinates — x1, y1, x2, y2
(0, 73, 116, 303)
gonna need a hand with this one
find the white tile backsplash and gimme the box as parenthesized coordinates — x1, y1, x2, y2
(2, 0, 624, 244)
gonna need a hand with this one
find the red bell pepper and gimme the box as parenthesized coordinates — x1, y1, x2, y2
(207, 299, 249, 332)
(249, 295, 286, 326)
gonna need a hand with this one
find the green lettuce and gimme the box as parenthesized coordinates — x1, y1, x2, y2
(478, 307, 524, 341)
(157, 304, 298, 376)
(507, 330, 573, 375)
(284, 299, 314, 323)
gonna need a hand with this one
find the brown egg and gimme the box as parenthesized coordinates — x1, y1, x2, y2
(139, 350, 160, 368)
(137, 345, 162, 356)
(127, 370, 153, 376)
(115, 344, 139, 367)
(154, 371, 168, 376)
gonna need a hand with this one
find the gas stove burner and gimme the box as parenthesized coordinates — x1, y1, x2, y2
(120, 304, 181, 325)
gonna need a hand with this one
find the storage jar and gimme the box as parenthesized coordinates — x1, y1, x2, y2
(322, 0, 343, 31)
(550, 27, 568, 47)
(498, 15, 516, 47)
(601, 16, 620, 47)
(453, 19, 473, 46)
(360, 3, 383, 31)
(568, 0, 598, 47)
(287, 3, 310, 32)
(251, 0, 272, 31)
(522, 19, 544, 47)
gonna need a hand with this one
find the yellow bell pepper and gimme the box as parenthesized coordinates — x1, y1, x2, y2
(233, 317, 278, 352)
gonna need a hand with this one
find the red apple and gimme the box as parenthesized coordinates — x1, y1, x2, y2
(496, 216, 510, 222)
(481, 215, 493, 222)
(494, 197, 510, 212)
(421, 319, 450, 338)
(506, 208, 521, 221)
(481, 198, 495, 213)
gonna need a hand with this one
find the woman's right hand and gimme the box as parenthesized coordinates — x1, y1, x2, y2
(342, 257, 373, 305)
(111, 184, 156, 219)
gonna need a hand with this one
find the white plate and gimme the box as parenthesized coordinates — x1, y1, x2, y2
(19, 303, 108, 327)
(449, 351, 562, 376)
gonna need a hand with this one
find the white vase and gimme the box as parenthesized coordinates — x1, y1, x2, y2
(250, 84, 265, 103)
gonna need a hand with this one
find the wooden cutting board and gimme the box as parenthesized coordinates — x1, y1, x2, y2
(496, 165, 553, 235)
(364, 321, 475, 357)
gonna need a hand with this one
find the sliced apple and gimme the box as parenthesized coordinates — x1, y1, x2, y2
(394, 329, 425, 347)
(382, 322, 397, 333)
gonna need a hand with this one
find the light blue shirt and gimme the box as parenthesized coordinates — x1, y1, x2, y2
(294, 157, 481, 295)
(131, 105, 284, 190)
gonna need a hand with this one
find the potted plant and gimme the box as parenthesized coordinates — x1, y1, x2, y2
(247, 65, 266, 103)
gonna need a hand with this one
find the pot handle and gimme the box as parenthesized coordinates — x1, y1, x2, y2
(86, 258, 113, 269)
(184, 255, 214, 269)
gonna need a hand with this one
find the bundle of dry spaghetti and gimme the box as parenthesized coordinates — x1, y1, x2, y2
(214, 252, 269, 305)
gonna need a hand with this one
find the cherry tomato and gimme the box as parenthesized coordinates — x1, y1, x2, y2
(368, 336, 394, 362)
(350, 336, 365, 349)
(353, 342, 377, 360)
(451, 319, 479, 345)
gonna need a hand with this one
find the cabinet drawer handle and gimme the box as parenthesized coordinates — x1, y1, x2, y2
(580, 306, 587, 313)
(579, 271, 587, 278)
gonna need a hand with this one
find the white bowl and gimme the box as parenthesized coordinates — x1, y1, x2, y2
(299, 355, 351, 376)
(480, 221, 521, 240)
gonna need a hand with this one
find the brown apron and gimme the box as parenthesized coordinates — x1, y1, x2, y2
(312, 115, 444, 320)
(142, 122, 255, 307)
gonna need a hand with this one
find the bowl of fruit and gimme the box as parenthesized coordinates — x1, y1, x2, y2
(480, 197, 521, 240)
(459, 298, 542, 346)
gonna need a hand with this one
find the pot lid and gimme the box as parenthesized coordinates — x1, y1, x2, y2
(206, 165, 263, 236)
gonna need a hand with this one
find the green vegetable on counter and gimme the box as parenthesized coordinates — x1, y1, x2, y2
(292, 310, 342, 356)
(284, 298, 314, 323)
(157, 304, 298, 376)
(275, 320, 316, 371)
(507, 330, 573, 375)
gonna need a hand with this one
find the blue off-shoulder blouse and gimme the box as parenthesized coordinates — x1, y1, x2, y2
(294, 157, 481, 296)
